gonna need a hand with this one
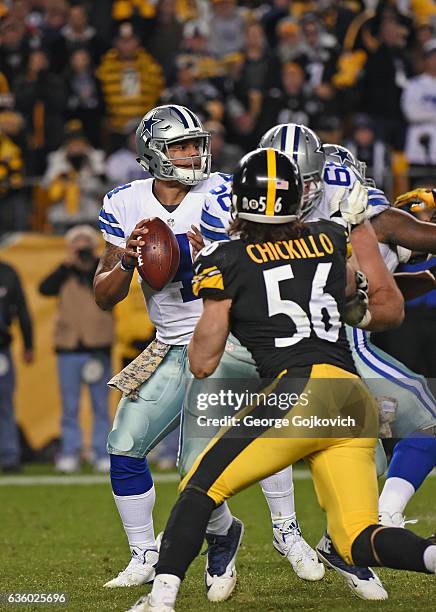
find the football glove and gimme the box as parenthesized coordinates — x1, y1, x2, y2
(394, 188, 436, 213)
(329, 181, 368, 228)
(343, 271, 371, 328)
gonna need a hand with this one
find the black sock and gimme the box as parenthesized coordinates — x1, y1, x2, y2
(352, 524, 432, 573)
(156, 486, 216, 580)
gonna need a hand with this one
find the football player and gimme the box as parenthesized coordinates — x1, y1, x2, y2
(94, 104, 244, 594)
(128, 148, 436, 612)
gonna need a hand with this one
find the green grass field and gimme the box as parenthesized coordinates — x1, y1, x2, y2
(0, 469, 435, 612)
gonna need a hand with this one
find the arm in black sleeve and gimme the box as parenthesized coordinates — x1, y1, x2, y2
(12, 271, 33, 350)
(39, 264, 73, 296)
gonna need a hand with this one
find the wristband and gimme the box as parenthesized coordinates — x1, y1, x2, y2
(120, 255, 135, 272)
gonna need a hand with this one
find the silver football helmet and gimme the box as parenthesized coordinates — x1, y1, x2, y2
(322, 144, 375, 186)
(136, 105, 211, 185)
(259, 123, 325, 218)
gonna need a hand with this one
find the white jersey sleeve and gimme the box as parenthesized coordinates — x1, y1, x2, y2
(200, 174, 232, 243)
(366, 186, 390, 220)
(98, 183, 133, 246)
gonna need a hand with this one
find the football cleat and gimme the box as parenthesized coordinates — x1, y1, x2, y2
(55, 455, 80, 473)
(204, 517, 244, 602)
(125, 594, 174, 612)
(316, 532, 388, 601)
(104, 548, 159, 588)
(273, 518, 325, 581)
(379, 511, 417, 528)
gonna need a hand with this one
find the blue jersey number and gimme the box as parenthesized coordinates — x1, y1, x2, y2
(210, 183, 232, 212)
(172, 234, 197, 302)
(324, 166, 352, 187)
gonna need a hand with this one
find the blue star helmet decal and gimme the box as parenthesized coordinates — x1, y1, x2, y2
(329, 146, 352, 165)
(140, 113, 164, 139)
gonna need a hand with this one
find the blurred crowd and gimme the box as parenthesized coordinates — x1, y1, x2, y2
(0, 0, 436, 234)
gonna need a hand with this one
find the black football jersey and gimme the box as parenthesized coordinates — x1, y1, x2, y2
(192, 220, 357, 378)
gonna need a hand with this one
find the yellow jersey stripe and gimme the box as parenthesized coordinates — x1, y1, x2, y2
(266, 148, 277, 216)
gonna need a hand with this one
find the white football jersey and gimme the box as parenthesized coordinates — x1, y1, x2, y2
(99, 173, 227, 345)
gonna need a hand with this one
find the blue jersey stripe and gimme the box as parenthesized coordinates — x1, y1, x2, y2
(99, 219, 124, 238)
(99, 208, 120, 225)
(200, 225, 229, 242)
(185, 107, 200, 128)
(201, 209, 225, 229)
(352, 328, 436, 416)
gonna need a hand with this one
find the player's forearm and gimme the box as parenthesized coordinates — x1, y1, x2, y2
(189, 301, 230, 378)
(350, 222, 404, 330)
(93, 265, 133, 310)
(372, 208, 436, 253)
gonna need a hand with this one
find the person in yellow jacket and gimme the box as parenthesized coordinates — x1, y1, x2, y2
(96, 23, 164, 144)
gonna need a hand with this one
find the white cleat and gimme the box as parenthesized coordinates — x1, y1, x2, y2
(273, 518, 325, 581)
(104, 548, 159, 588)
(55, 455, 80, 473)
(316, 532, 388, 601)
(379, 511, 417, 528)
(204, 517, 244, 602)
(126, 594, 174, 612)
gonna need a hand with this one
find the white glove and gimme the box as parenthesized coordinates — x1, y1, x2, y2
(329, 181, 368, 227)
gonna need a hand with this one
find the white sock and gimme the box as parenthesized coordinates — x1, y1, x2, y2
(206, 501, 233, 536)
(260, 466, 296, 524)
(113, 486, 156, 553)
(150, 574, 181, 607)
(379, 477, 415, 516)
(423, 545, 436, 574)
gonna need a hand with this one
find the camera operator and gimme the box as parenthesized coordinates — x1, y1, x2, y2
(39, 225, 114, 473)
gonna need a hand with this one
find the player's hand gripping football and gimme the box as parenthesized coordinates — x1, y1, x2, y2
(394, 188, 436, 213)
(329, 181, 368, 228)
(122, 219, 150, 268)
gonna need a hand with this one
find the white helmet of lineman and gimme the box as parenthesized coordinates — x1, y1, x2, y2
(136, 104, 211, 185)
(259, 123, 325, 218)
(322, 143, 375, 186)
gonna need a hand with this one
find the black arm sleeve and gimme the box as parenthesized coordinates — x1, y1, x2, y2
(39, 264, 73, 296)
(12, 271, 33, 350)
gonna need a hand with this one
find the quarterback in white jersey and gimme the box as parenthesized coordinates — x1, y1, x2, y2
(94, 105, 248, 596)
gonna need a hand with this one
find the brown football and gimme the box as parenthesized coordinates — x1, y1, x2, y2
(136, 218, 180, 290)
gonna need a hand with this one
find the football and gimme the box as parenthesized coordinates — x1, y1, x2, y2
(136, 218, 180, 290)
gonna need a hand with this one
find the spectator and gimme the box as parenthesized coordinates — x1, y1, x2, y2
(39, 224, 114, 474)
(207, 0, 246, 58)
(259, 61, 323, 133)
(0, 119, 26, 232)
(43, 120, 106, 233)
(296, 12, 339, 96)
(60, 3, 106, 65)
(96, 22, 164, 148)
(160, 55, 223, 122)
(275, 18, 305, 63)
(360, 15, 413, 150)
(0, 258, 34, 472)
(106, 120, 146, 186)
(205, 120, 243, 173)
(344, 113, 392, 190)
(145, 0, 184, 82)
(0, 18, 32, 86)
(66, 48, 105, 149)
(14, 49, 67, 176)
(261, 0, 293, 49)
(38, 0, 70, 73)
(402, 39, 436, 182)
